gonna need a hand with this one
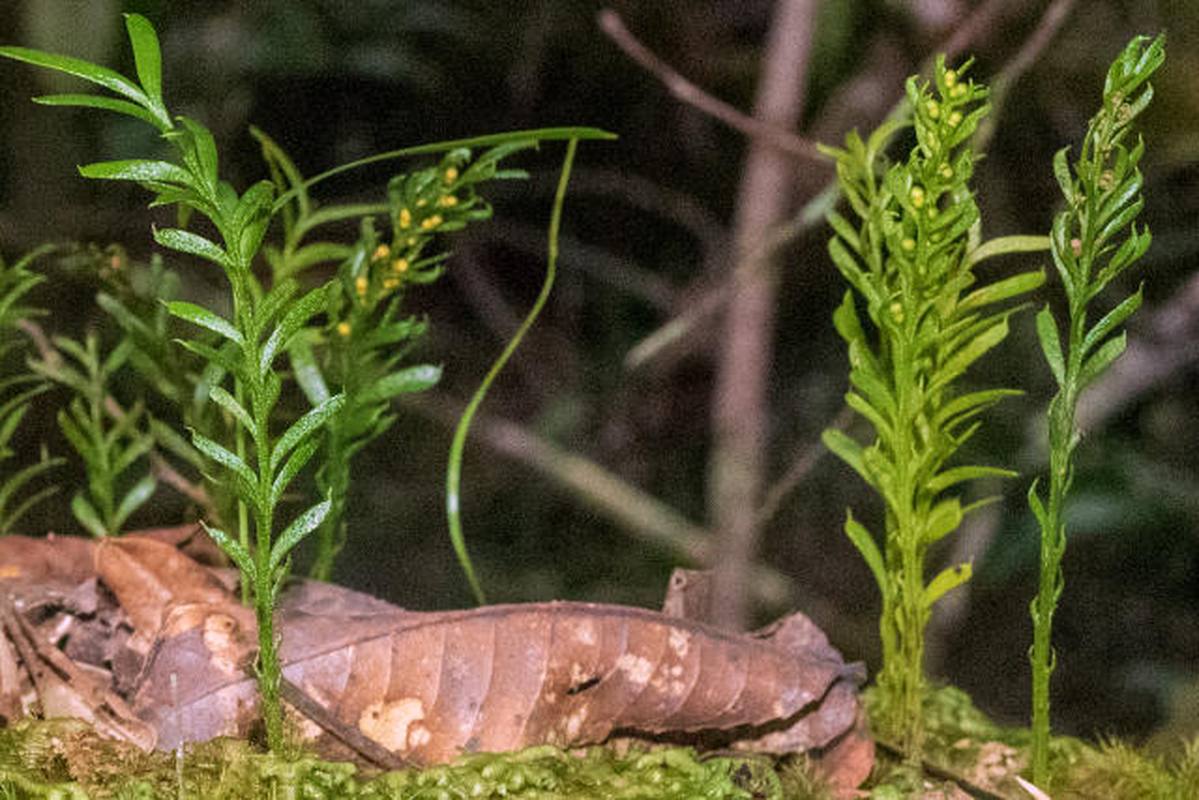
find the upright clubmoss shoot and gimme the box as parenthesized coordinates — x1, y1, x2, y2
(1027, 33, 1164, 788)
(820, 56, 1044, 761)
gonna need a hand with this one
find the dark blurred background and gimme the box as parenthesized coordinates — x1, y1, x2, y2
(1, 0, 1196, 750)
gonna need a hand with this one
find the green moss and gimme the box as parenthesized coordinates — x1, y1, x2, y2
(0, 719, 779, 799)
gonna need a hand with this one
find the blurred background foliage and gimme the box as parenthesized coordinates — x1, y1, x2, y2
(0, 0, 1196, 750)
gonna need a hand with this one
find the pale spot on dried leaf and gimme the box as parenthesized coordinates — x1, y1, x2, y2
(615, 653, 652, 686)
(359, 697, 425, 753)
(202, 613, 241, 675)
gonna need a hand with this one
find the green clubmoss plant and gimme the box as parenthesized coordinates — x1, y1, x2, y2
(90, 247, 234, 524)
(0, 13, 609, 751)
(255, 131, 531, 583)
(820, 57, 1045, 760)
(1027, 33, 1164, 787)
(30, 331, 157, 537)
(0, 248, 62, 534)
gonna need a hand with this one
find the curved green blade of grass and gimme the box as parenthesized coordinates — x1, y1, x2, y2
(445, 139, 581, 605)
(274, 127, 612, 215)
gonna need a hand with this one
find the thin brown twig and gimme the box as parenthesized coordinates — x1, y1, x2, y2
(756, 404, 855, 526)
(597, 9, 823, 163)
(976, 0, 1079, 149)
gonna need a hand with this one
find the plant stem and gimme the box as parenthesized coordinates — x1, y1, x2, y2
(890, 328, 927, 763)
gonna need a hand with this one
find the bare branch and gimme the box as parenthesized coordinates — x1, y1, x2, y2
(597, 9, 823, 163)
(707, 0, 820, 630)
(757, 404, 854, 526)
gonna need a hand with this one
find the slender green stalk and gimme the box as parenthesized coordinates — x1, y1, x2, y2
(446, 138, 581, 604)
(1028, 33, 1164, 787)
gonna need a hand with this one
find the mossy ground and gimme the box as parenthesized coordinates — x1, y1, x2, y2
(0, 718, 787, 799)
(1, 690, 1196, 798)
(865, 686, 1199, 799)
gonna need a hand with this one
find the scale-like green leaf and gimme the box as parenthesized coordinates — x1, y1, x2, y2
(1052, 147, 1074, 202)
(1081, 286, 1142, 358)
(958, 271, 1044, 312)
(1096, 228, 1151, 289)
(275, 243, 355, 279)
(57, 407, 96, 469)
(1078, 331, 1126, 391)
(360, 364, 442, 403)
(822, 428, 874, 489)
(933, 388, 1021, 430)
(845, 390, 894, 445)
(848, 366, 896, 426)
(926, 465, 1016, 495)
(124, 13, 162, 103)
(203, 523, 256, 584)
(80, 159, 191, 185)
(828, 238, 870, 299)
(190, 429, 256, 493)
(0, 456, 62, 535)
(255, 279, 301, 338)
(1096, 194, 1144, 251)
(922, 562, 972, 608)
(167, 301, 243, 345)
(175, 339, 243, 380)
(1027, 480, 1047, 528)
(33, 94, 159, 126)
(269, 499, 331, 573)
(287, 334, 330, 406)
(231, 180, 276, 263)
(71, 492, 107, 538)
(163, 116, 219, 200)
(826, 210, 861, 254)
(0, 45, 148, 108)
(113, 473, 156, 531)
(208, 385, 257, 438)
(110, 432, 154, 478)
(270, 436, 320, 505)
(928, 315, 1008, 395)
(270, 393, 345, 475)
(1035, 306, 1065, 388)
(844, 512, 887, 596)
(923, 497, 963, 544)
(1049, 214, 1078, 300)
(259, 283, 331, 374)
(154, 228, 231, 269)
